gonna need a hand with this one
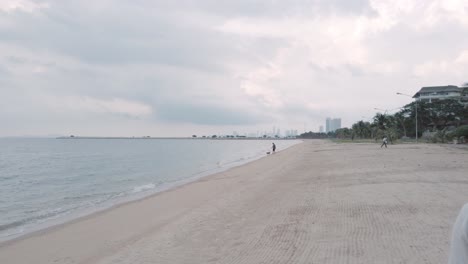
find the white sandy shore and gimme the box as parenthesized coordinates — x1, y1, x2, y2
(1, 140, 467, 264)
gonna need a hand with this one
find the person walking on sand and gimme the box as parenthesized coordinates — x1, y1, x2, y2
(381, 136, 388, 148)
(272, 143, 276, 153)
(448, 203, 468, 264)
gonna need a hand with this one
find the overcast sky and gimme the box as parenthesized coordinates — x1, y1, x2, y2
(1, 0, 467, 137)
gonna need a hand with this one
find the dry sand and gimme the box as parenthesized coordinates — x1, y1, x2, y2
(1, 140, 467, 264)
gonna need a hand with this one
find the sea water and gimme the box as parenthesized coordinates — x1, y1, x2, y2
(0, 138, 301, 241)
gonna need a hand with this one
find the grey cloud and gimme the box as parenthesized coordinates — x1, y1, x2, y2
(366, 22, 468, 64)
(155, 103, 271, 125)
(149, 0, 373, 17)
(309, 0, 374, 16)
(280, 104, 324, 119)
(309, 63, 341, 74)
(0, 64, 8, 76)
(0, 0, 371, 71)
(0, 3, 240, 71)
(0, 63, 13, 86)
(344, 64, 365, 77)
(1, 0, 466, 136)
(309, 62, 366, 77)
(4, 56, 28, 64)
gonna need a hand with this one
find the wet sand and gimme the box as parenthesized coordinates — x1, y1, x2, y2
(1, 140, 467, 264)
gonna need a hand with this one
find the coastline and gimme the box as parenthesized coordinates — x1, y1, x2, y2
(0, 139, 302, 244)
(1, 140, 467, 263)
(56, 137, 300, 140)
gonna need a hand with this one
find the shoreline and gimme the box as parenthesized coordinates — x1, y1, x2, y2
(56, 137, 300, 140)
(1, 140, 467, 263)
(0, 140, 302, 245)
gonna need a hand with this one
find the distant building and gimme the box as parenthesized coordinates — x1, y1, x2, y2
(248, 133, 257, 138)
(285, 129, 298, 137)
(326, 118, 342, 133)
(413, 85, 465, 104)
(319, 126, 324, 133)
(332, 118, 342, 132)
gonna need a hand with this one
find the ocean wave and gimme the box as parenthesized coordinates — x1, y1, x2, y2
(0, 220, 26, 232)
(0, 139, 302, 242)
(63, 192, 107, 200)
(0, 174, 20, 181)
(132, 183, 156, 193)
(0, 207, 68, 233)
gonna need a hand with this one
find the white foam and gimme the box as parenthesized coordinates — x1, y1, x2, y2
(0, 139, 303, 243)
(132, 183, 156, 193)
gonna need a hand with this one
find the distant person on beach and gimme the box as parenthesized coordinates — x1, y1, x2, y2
(272, 143, 276, 153)
(381, 136, 388, 148)
(448, 203, 468, 264)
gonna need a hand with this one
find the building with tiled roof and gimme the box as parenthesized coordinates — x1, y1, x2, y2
(412, 85, 464, 103)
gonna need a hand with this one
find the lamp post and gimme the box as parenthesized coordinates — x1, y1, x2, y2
(361, 116, 371, 121)
(396, 92, 418, 143)
(374, 107, 402, 115)
(374, 107, 388, 114)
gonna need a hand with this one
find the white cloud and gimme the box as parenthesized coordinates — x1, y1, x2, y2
(413, 49, 468, 77)
(44, 96, 153, 118)
(1, 0, 468, 136)
(426, 0, 468, 27)
(454, 50, 468, 64)
(0, 0, 48, 13)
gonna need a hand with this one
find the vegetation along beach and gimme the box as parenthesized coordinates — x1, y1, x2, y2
(2, 0, 468, 263)
(1, 140, 467, 263)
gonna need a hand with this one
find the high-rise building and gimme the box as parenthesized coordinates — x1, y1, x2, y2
(332, 118, 341, 132)
(326, 117, 342, 132)
(326, 118, 331, 133)
(319, 126, 324, 133)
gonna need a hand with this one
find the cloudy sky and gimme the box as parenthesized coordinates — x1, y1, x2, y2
(1, 0, 467, 137)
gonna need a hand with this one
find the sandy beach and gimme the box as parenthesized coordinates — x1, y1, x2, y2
(1, 140, 467, 264)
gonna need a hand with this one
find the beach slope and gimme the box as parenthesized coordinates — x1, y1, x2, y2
(1, 140, 467, 263)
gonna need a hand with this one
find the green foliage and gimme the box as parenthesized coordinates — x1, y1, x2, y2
(373, 113, 390, 130)
(335, 128, 353, 139)
(341, 97, 467, 143)
(456, 125, 468, 137)
(352, 121, 372, 138)
(419, 99, 466, 129)
(306, 98, 466, 143)
(428, 129, 449, 143)
(298, 131, 328, 139)
(447, 125, 468, 139)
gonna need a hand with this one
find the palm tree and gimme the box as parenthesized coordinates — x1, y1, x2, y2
(373, 113, 401, 143)
(393, 111, 407, 137)
(352, 122, 362, 138)
(373, 113, 389, 130)
(352, 120, 372, 139)
(335, 128, 353, 139)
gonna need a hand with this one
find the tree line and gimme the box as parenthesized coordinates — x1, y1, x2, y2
(300, 99, 468, 142)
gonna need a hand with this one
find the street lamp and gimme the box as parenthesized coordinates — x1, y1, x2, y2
(374, 107, 388, 114)
(374, 107, 402, 115)
(396, 92, 418, 142)
(361, 116, 371, 121)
